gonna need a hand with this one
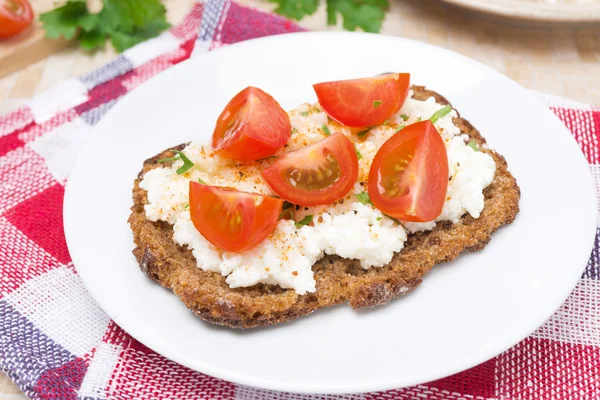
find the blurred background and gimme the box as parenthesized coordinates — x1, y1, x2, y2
(1, 0, 599, 397)
(1, 0, 599, 118)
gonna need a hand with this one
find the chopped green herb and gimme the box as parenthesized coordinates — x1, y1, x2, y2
(156, 156, 178, 163)
(416, 117, 422, 122)
(400, 114, 409, 121)
(429, 105, 452, 124)
(394, 124, 405, 133)
(373, 100, 382, 108)
(279, 201, 295, 220)
(376, 217, 382, 221)
(184, 204, 190, 209)
(279, 207, 294, 220)
(467, 140, 480, 152)
(322, 124, 331, 136)
(354, 144, 362, 160)
(354, 192, 372, 205)
(295, 215, 313, 228)
(382, 119, 389, 125)
(157, 150, 194, 175)
(197, 178, 207, 184)
(300, 111, 309, 116)
(357, 129, 370, 138)
(292, 127, 298, 134)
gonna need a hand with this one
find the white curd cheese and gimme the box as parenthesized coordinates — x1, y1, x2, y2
(140, 91, 497, 294)
(314, 201, 407, 269)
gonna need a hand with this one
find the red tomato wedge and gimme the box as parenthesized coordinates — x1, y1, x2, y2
(313, 73, 410, 128)
(261, 132, 358, 207)
(212, 86, 291, 161)
(368, 121, 449, 222)
(0, 0, 33, 39)
(189, 182, 284, 252)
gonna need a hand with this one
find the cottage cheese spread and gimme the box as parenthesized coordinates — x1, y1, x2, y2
(140, 91, 496, 294)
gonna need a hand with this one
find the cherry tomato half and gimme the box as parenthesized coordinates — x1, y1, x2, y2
(261, 132, 358, 207)
(0, 0, 33, 39)
(368, 120, 449, 222)
(189, 182, 283, 252)
(313, 73, 410, 128)
(212, 86, 291, 161)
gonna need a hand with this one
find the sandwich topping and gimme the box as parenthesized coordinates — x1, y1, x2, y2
(140, 77, 496, 295)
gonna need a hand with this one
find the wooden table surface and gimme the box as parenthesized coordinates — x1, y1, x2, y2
(1, 0, 599, 397)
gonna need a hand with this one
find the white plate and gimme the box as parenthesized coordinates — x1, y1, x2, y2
(440, 0, 600, 25)
(63, 32, 596, 394)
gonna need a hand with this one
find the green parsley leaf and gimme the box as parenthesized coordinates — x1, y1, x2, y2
(295, 215, 313, 228)
(354, 144, 362, 160)
(354, 192, 372, 205)
(326, 0, 389, 33)
(269, 0, 319, 21)
(101, 0, 168, 33)
(382, 119, 389, 125)
(157, 150, 194, 175)
(373, 100, 382, 108)
(79, 13, 99, 32)
(394, 124, 405, 133)
(184, 204, 190, 209)
(40, 0, 170, 53)
(376, 217, 382, 221)
(300, 111, 309, 116)
(399, 114, 408, 121)
(322, 124, 331, 136)
(467, 140, 480, 152)
(416, 117, 422, 122)
(79, 27, 106, 52)
(429, 105, 452, 124)
(40, 0, 90, 40)
(109, 19, 170, 52)
(197, 178, 207, 184)
(292, 127, 298, 134)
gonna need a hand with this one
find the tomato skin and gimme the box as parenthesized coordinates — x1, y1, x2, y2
(212, 87, 291, 161)
(189, 182, 283, 252)
(261, 132, 358, 207)
(0, 0, 33, 39)
(368, 121, 449, 222)
(313, 73, 410, 128)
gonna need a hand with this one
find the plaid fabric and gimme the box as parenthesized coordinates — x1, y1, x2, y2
(0, 1, 598, 399)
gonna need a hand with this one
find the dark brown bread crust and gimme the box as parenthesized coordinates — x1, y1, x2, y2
(128, 86, 520, 329)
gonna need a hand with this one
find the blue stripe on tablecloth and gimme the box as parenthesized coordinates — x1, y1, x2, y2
(583, 227, 599, 280)
(80, 57, 134, 90)
(0, 300, 77, 396)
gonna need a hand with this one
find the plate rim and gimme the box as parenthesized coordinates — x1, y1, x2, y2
(440, 0, 600, 23)
(63, 30, 598, 394)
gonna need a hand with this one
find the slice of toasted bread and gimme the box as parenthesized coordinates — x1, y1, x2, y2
(128, 86, 520, 329)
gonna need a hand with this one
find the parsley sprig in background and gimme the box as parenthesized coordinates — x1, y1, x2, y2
(40, 0, 171, 53)
(40, 0, 389, 53)
(269, 0, 390, 33)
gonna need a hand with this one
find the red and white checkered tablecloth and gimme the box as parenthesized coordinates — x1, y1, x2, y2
(0, 1, 598, 399)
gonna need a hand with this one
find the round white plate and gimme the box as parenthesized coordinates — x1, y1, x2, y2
(64, 32, 596, 394)
(440, 0, 600, 25)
